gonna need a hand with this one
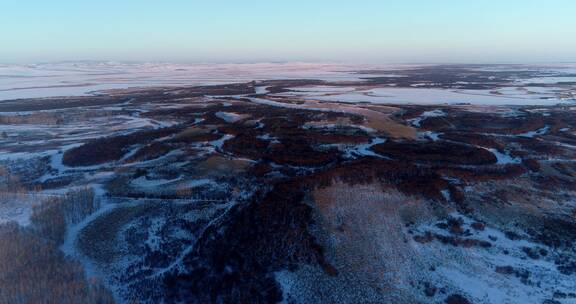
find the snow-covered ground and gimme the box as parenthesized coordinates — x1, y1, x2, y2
(1, 62, 576, 303)
(279, 87, 571, 106)
(2, 62, 575, 107)
(0, 192, 40, 226)
(409, 109, 446, 127)
(411, 212, 576, 304)
(0, 62, 402, 101)
(215, 112, 246, 123)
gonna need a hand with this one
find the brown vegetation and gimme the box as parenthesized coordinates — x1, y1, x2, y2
(164, 180, 334, 303)
(0, 223, 115, 304)
(63, 127, 180, 166)
(372, 140, 497, 165)
(125, 142, 171, 163)
(31, 188, 100, 245)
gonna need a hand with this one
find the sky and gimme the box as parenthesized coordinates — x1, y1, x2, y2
(1, 0, 576, 63)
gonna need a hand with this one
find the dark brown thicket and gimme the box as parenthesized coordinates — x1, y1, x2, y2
(63, 127, 180, 166)
(372, 140, 497, 165)
(164, 180, 334, 303)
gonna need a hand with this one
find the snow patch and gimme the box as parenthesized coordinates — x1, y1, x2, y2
(409, 109, 446, 127)
(487, 148, 522, 165)
(215, 112, 245, 123)
(518, 126, 550, 138)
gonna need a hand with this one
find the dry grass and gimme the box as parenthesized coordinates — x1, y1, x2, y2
(312, 182, 428, 296)
(268, 96, 416, 139)
(465, 178, 574, 230)
(355, 107, 416, 139)
(0, 112, 62, 125)
(0, 223, 114, 304)
(30, 188, 100, 245)
(195, 155, 252, 177)
(0, 174, 44, 225)
(173, 125, 217, 140)
(0, 184, 114, 303)
(0, 166, 31, 189)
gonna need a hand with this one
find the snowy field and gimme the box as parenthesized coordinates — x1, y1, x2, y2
(1, 62, 574, 106)
(278, 87, 570, 106)
(0, 62, 395, 101)
(1, 63, 576, 303)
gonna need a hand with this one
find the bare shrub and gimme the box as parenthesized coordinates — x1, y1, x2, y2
(0, 112, 62, 125)
(0, 222, 115, 304)
(30, 188, 100, 245)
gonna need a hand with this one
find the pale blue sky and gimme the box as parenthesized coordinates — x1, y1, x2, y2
(1, 0, 575, 63)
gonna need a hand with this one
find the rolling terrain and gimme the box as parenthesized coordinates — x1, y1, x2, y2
(1, 64, 576, 303)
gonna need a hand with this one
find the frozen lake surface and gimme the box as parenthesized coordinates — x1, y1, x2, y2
(0, 62, 395, 101)
(0, 62, 574, 106)
(281, 87, 574, 106)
